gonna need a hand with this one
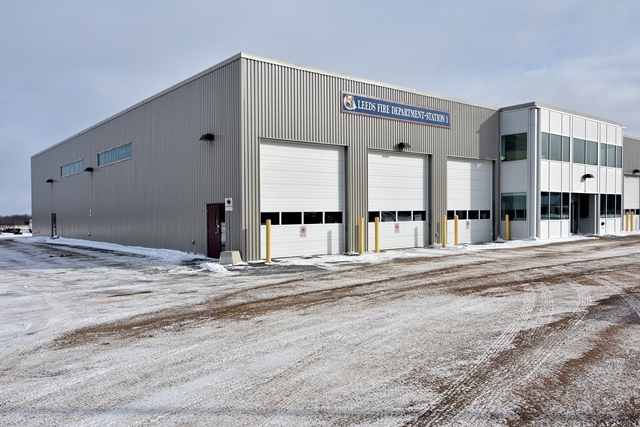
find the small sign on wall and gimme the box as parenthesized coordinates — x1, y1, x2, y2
(225, 198, 233, 211)
(300, 226, 307, 238)
(394, 223, 400, 233)
(466, 221, 470, 230)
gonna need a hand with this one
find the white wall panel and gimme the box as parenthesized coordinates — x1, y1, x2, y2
(541, 161, 549, 191)
(586, 165, 598, 193)
(562, 163, 571, 192)
(549, 162, 563, 192)
(501, 109, 529, 135)
(586, 120, 598, 141)
(501, 161, 528, 193)
(562, 114, 571, 136)
(549, 110, 562, 135)
(607, 169, 617, 194)
(540, 109, 550, 133)
(573, 117, 586, 139)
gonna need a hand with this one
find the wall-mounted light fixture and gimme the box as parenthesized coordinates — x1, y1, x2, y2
(84, 167, 94, 172)
(396, 142, 411, 151)
(581, 173, 595, 182)
(199, 133, 215, 142)
(45, 179, 53, 183)
(633, 169, 640, 175)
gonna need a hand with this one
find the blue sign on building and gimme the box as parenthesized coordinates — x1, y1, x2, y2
(341, 92, 451, 128)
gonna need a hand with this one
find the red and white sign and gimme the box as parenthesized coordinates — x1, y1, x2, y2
(394, 223, 400, 233)
(225, 198, 233, 211)
(300, 226, 307, 238)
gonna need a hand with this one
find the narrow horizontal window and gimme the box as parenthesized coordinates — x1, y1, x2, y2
(381, 211, 396, 222)
(368, 212, 380, 223)
(468, 210, 479, 220)
(480, 210, 491, 219)
(261, 212, 279, 225)
(398, 211, 412, 221)
(98, 142, 133, 167)
(281, 212, 302, 225)
(413, 211, 426, 221)
(447, 210, 455, 220)
(455, 210, 467, 220)
(61, 159, 84, 177)
(325, 212, 343, 224)
(303, 212, 323, 224)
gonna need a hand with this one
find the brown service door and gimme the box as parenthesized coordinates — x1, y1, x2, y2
(206, 203, 224, 258)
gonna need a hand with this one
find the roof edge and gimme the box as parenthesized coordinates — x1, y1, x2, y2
(500, 101, 623, 127)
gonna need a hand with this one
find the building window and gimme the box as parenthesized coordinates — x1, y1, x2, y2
(616, 146, 622, 168)
(304, 212, 323, 224)
(398, 211, 412, 221)
(501, 192, 527, 221)
(562, 193, 569, 219)
(281, 212, 302, 225)
(324, 212, 343, 224)
(562, 136, 570, 162)
(541, 192, 549, 220)
(501, 133, 527, 161)
(586, 140, 598, 165)
(261, 212, 280, 225)
(413, 211, 426, 221)
(61, 159, 84, 177)
(98, 142, 132, 167)
(541, 133, 549, 160)
(607, 144, 616, 167)
(573, 138, 585, 164)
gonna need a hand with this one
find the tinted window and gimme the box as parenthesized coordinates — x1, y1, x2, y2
(413, 211, 426, 221)
(281, 212, 302, 225)
(368, 211, 380, 223)
(261, 212, 279, 225)
(304, 212, 323, 224)
(325, 212, 343, 224)
(381, 211, 396, 222)
(468, 210, 479, 219)
(398, 211, 412, 221)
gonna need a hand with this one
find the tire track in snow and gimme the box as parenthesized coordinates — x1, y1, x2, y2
(407, 277, 592, 427)
(450, 277, 591, 425)
(404, 283, 536, 426)
(588, 275, 640, 318)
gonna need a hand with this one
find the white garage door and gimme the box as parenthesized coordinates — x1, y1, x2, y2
(260, 140, 345, 258)
(368, 151, 429, 250)
(447, 158, 493, 244)
(624, 176, 640, 210)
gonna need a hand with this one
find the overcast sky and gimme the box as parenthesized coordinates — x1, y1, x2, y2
(2, 0, 639, 215)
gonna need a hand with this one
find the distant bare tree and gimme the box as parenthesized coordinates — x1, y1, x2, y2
(0, 214, 32, 226)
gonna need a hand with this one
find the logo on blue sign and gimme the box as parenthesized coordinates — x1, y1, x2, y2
(341, 92, 450, 128)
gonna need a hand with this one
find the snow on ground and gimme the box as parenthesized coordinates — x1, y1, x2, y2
(1, 234, 640, 426)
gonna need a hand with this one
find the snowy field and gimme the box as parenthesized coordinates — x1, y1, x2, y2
(1, 234, 640, 426)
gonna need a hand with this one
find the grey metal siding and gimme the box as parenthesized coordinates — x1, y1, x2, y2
(31, 59, 243, 255)
(240, 56, 500, 260)
(624, 136, 640, 174)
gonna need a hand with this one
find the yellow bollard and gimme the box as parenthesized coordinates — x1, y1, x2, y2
(505, 214, 510, 241)
(359, 217, 364, 255)
(375, 217, 380, 253)
(266, 219, 272, 263)
(626, 212, 629, 232)
(442, 215, 447, 248)
(454, 215, 459, 246)
(632, 212, 635, 231)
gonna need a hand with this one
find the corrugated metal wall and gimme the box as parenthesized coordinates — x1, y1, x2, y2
(240, 55, 500, 260)
(624, 135, 640, 174)
(31, 58, 243, 255)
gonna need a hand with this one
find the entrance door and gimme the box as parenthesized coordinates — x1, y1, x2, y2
(51, 212, 57, 237)
(207, 203, 224, 258)
(570, 201, 578, 234)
